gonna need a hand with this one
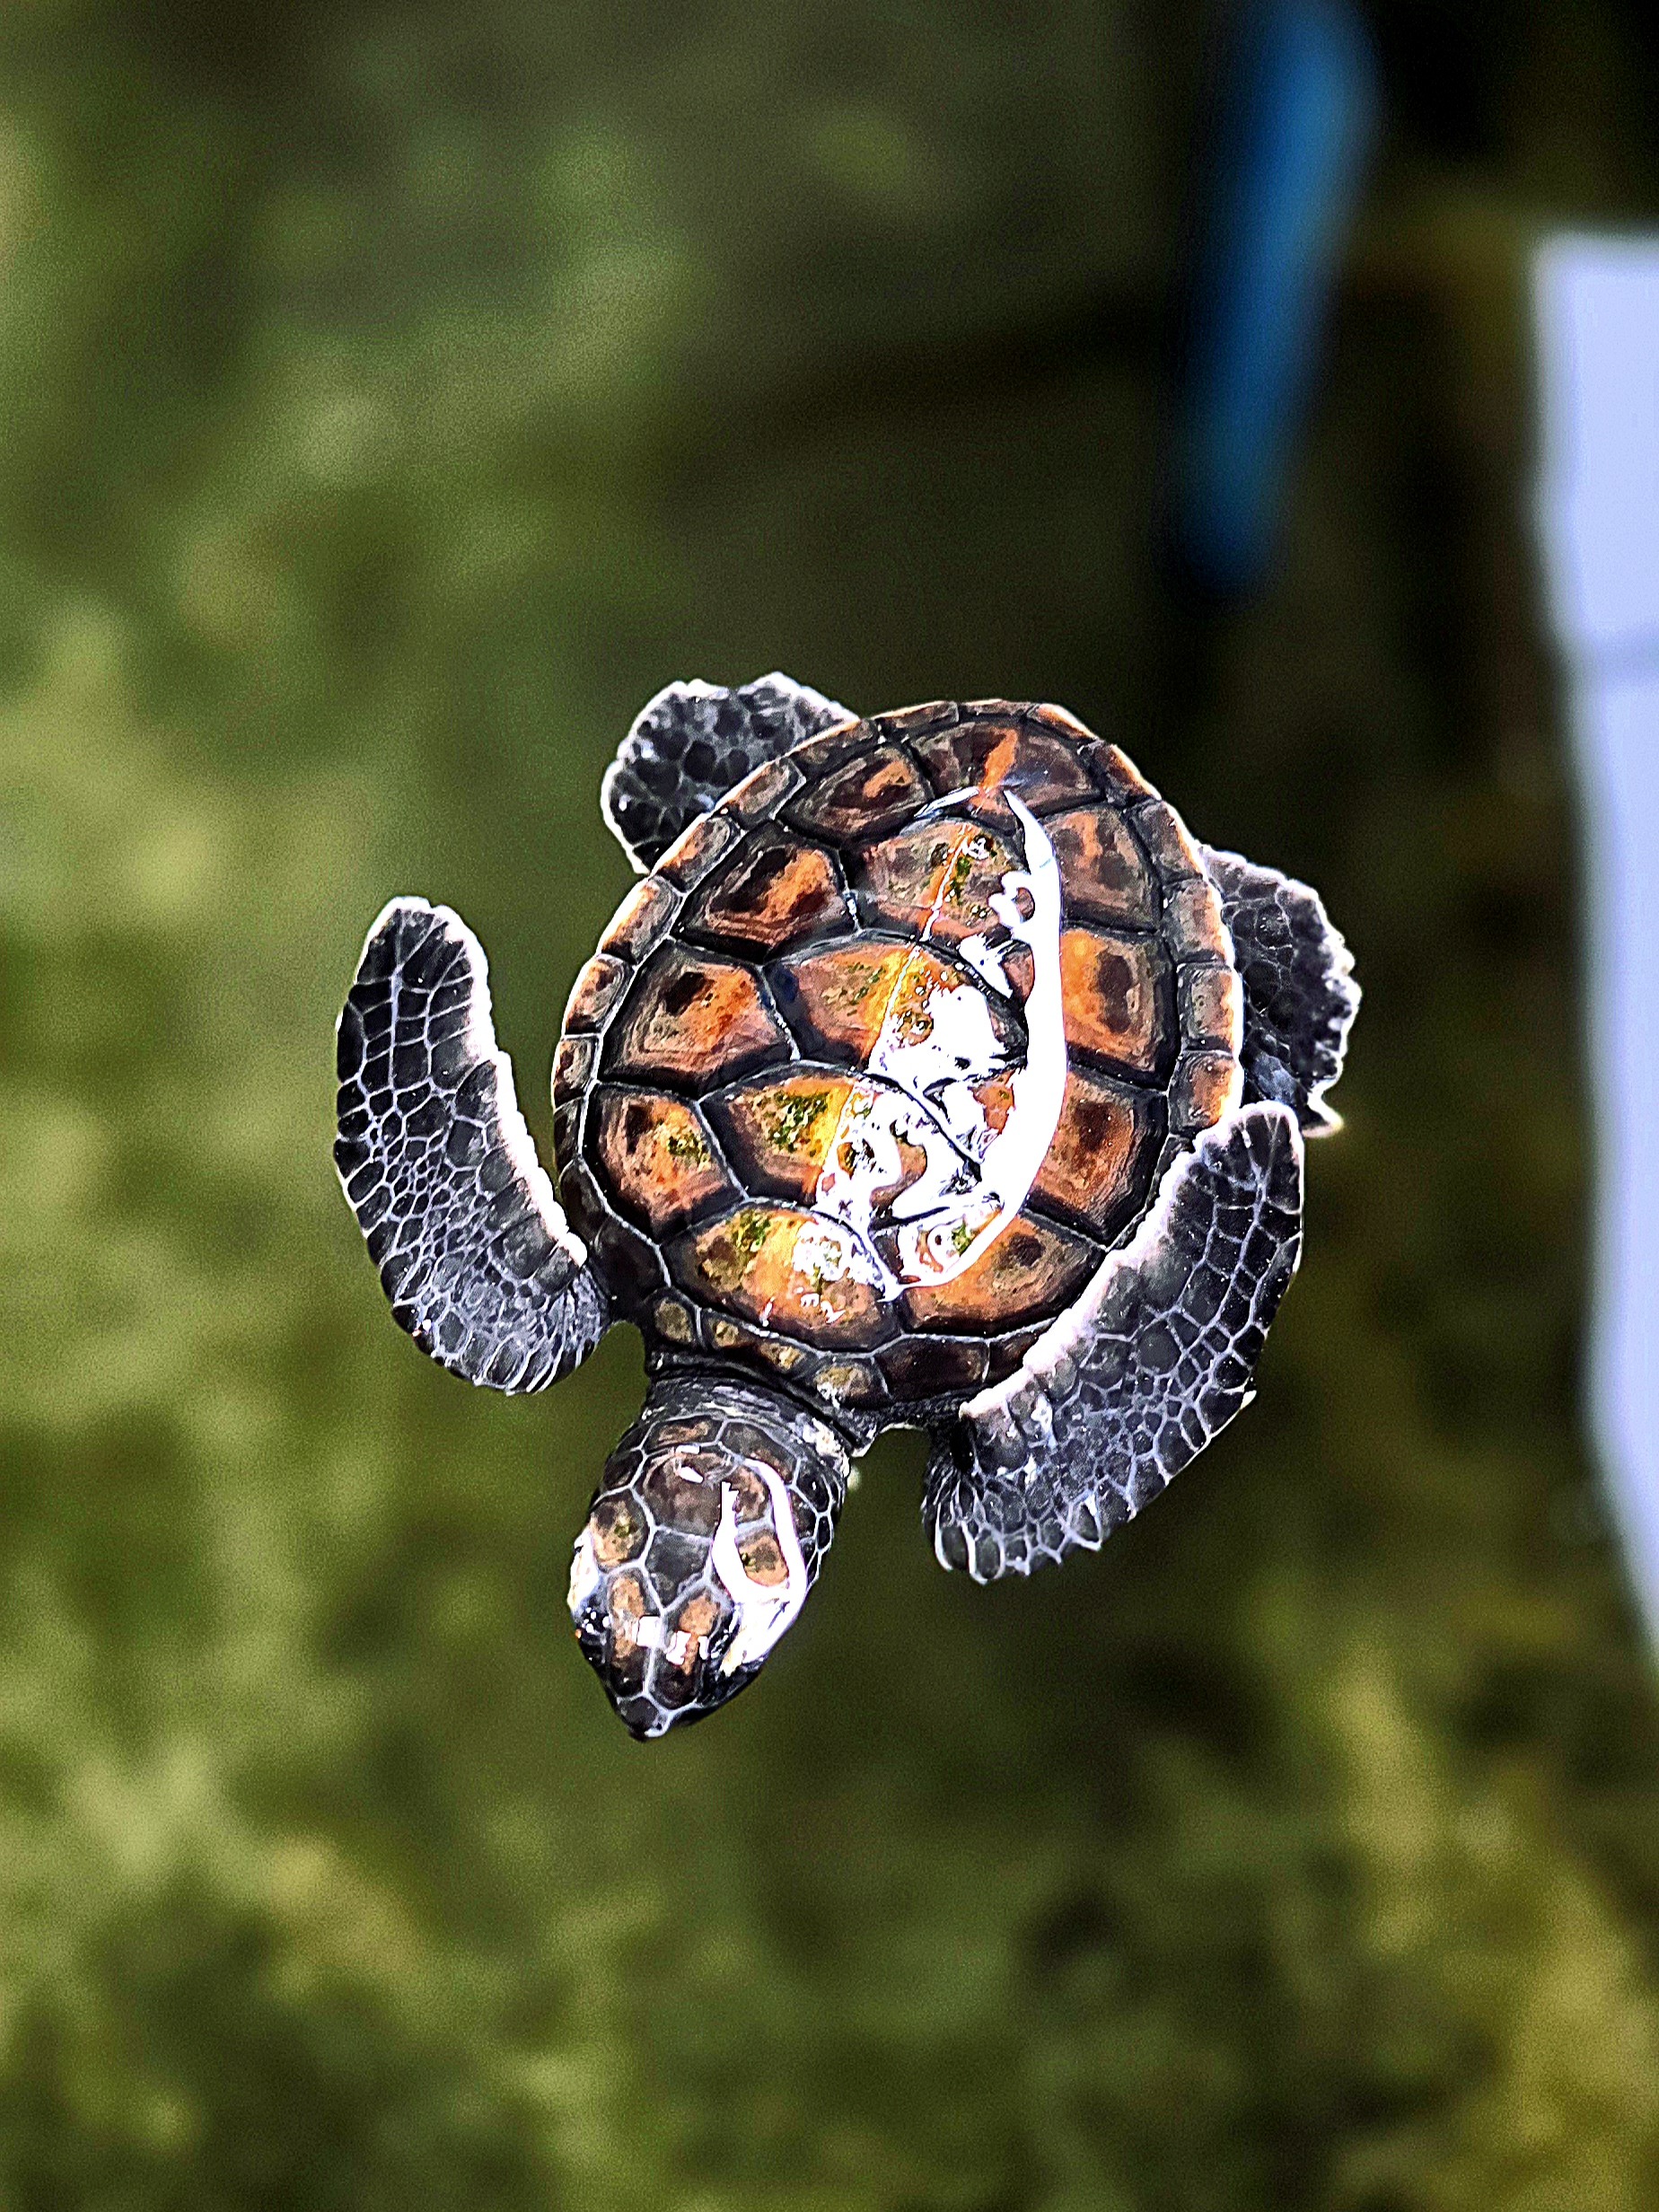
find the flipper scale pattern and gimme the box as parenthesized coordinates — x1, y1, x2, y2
(335, 899, 607, 1391)
(1201, 846, 1359, 1133)
(924, 1103, 1304, 1580)
(601, 672, 853, 873)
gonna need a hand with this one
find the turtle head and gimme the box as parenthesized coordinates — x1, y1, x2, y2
(567, 1374, 850, 1740)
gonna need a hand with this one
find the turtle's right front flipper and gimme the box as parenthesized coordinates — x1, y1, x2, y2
(335, 900, 608, 1391)
(923, 1105, 1304, 1581)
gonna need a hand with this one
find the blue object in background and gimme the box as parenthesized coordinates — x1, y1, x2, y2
(1173, 0, 1379, 594)
(1536, 238, 1659, 1642)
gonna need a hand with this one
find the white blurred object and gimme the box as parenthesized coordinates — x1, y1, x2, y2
(1535, 236, 1659, 1632)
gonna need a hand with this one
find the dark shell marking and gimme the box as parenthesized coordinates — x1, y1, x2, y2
(684, 829, 853, 955)
(561, 702, 1242, 1420)
(599, 944, 790, 1087)
(592, 1091, 731, 1234)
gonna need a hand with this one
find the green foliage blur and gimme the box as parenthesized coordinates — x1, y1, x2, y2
(4, 3, 1659, 2205)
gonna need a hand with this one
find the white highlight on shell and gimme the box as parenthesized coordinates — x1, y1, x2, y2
(786, 1213, 890, 1304)
(712, 1464, 810, 1676)
(566, 1526, 602, 1615)
(810, 794, 1068, 1292)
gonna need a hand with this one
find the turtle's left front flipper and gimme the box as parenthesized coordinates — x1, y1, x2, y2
(335, 900, 608, 1391)
(924, 1105, 1304, 1582)
(1201, 847, 1359, 1134)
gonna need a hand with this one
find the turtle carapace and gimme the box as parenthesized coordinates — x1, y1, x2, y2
(335, 676, 1358, 1739)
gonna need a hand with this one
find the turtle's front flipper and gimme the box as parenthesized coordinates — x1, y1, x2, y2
(1201, 847, 1359, 1134)
(335, 900, 608, 1391)
(923, 1105, 1303, 1582)
(601, 672, 855, 873)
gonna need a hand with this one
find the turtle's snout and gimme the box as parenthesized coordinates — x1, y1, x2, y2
(567, 1379, 848, 1740)
(566, 1470, 768, 1739)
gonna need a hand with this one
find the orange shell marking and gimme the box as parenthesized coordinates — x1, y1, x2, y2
(1058, 928, 1166, 1075)
(714, 1073, 929, 1210)
(593, 1091, 730, 1233)
(687, 1206, 890, 1347)
(608, 945, 788, 1085)
(779, 940, 1021, 1065)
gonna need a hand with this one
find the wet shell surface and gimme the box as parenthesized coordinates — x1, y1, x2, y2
(555, 702, 1243, 1420)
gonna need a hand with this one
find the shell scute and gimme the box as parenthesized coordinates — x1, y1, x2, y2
(1031, 1067, 1159, 1236)
(785, 719, 878, 780)
(815, 1359, 884, 1411)
(1164, 879, 1233, 961)
(1131, 796, 1206, 881)
(1047, 804, 1159, 927)
(710, 1069, 927, 1211)
(656, 808, 742, 892)
(562, 1158, 666, 1299)
(877, 1334, 988, 1400)
(783, 744, 932, 843)
(1022, 701, 1096, 744)
(1092, 743, 1156, 800)
(601, 874, 680, 962)
(552, 1032, 595, 1110)
(685, 829, 851, 955)
(607, 945, 790, 1088)
(680, 1204, 893, 1347)
(1058, 928, 1170, 1076)
(719, 752, 803, 823)
(912, 714, 1096, 822)
(1180, 963, 1244, 1052)
(774, 939, 1022, 1066)
(983, 1326, 1047, 1384)
(869, 698, 958, 742)
(855, 817, 1023, 946)
(898, 1212, 1093, 1333)
(1171, 1049, 1244, 1135)
(592, 1089, 732, 1233)
(564, 952, 630, 1033)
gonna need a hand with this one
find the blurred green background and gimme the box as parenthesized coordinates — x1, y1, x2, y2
(5, 3, 1659, 2206)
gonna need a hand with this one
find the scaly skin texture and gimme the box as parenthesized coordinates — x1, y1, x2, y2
(335, 900, 606, 1391)
(601, 672, 854, 873)
(1200, 846, 1360, 1134)
(567, 1373, 849, 1737)
(924, 1103, 1304, 1579)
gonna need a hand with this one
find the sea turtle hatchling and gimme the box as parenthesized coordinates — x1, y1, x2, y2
(335, 675, 1358, 1739)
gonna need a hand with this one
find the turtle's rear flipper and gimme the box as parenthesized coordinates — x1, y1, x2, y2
(1200, 846, 1359, 1133)
(601, 672, 855, 873)
(923, 1105, 1303, 1581)
(335, 900, 608, 1391)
